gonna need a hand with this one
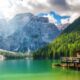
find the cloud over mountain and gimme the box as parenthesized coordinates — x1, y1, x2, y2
(0, 0, 80, 20)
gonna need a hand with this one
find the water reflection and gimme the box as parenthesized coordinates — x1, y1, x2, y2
(0, 60, 80, 80)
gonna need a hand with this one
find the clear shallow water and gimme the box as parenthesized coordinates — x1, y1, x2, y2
(0, 60, 80, 80)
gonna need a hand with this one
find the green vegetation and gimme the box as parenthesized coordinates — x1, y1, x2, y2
(0, 49, 31, 59)
(33, 17, 80, 59)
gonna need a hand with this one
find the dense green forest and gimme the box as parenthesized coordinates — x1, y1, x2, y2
(33, 17, 80, 59)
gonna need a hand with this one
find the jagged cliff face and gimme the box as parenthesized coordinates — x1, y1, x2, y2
(0, 13, 60, 52)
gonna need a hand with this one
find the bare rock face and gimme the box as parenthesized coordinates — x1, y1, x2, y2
(0, 13, 60, 52)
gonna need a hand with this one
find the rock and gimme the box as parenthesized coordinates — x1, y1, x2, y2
(0, 13, 60, 52)
(0, 55, 5, 61)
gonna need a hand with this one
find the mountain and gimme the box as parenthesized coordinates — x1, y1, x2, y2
(0, 19, 8, 36)
(33, 17, 80, 59)
(57, 23, 69, 31)
(0, 13, 60, 52)
(37, 11, 70, 30)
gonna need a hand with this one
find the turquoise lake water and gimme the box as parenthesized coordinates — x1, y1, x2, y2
(0, 60, 80, 80)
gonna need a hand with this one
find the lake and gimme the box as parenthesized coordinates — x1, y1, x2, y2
(0, 59, 80, 80)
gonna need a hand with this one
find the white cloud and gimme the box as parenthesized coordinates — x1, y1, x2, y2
(69, 13, 80, 23)
(66, 0, 80, 6)
(61, 18, 69, 24)
(0, 0, 50, 19)
(0, 0, 79, 21)
(61, 13, 79, 24)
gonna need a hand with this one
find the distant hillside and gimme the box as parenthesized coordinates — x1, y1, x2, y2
(33, 17, 80, 59)
(0, 49, 28, 59)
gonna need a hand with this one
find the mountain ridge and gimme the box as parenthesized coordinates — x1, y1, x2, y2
(33, 17, 80, 59)
(0, 13, 60, 52)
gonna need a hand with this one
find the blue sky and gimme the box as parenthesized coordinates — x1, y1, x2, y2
(50, 11, 70, 25)
(38, 11, 70, 25)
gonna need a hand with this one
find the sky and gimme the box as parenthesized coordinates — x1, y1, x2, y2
(0, 0, 80, 23)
